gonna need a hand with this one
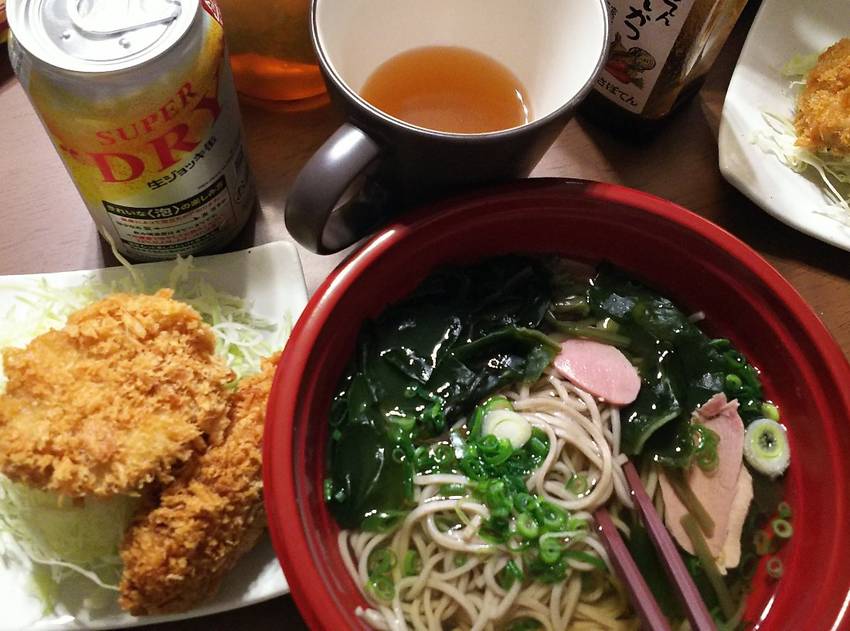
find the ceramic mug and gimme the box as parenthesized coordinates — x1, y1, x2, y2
(286, 0, 609, 253)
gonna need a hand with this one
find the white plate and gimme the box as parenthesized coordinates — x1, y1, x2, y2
(0, 241, 307, 630)
(718, 0, 850, 251)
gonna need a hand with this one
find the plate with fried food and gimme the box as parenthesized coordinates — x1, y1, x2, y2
(0, 241, 306, 629)
(718, 0, 850, 251)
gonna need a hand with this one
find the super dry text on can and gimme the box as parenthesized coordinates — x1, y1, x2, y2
(7, 0, 257, 260)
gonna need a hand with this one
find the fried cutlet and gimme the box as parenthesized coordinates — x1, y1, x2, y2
(118, 353, 280, 615)
(0, 290, 233, 497)
(795, 38, 850, 155)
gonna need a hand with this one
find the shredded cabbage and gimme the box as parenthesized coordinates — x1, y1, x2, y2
(0, 254, 288, 389)
(0, 254, 291, 612)
(781, 53, 820, 78)
(753, 51, 850, 224)
(0, 480, 138, 591)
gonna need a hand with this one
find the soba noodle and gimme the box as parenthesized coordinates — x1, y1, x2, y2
(339, 368, 640, 631)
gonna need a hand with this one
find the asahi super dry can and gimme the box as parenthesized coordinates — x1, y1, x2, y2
(7, 0, 257, 260)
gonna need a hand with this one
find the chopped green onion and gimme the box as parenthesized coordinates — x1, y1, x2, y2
(481, 438, 514, 466)
(482, 481, 512, 518)
(402, 550, 421, 576)
(323, 479, 334, 502)
(565, 473, 589, 496)
(709, 338, 732, 351)
(696, 450, 719, 472)
(538, 537, 562, 564)
(499, 559, 524, 588)
(754, 530, 771, 556)
(478, 525, 508, 545)
(777, 501, 792, 519)
(771, 518, 793, 539)
(483, 395, 513, 413)
(513, 493, 538, 514)
(362, 511, 405, 534)
(367, 548, 397, 576)
(766, 556, 784, 579)
(432, 443, 454, 464)
(454, 554, 468, 568)
(538, 501, 567, 532)
(480, 434, 501, 454)
(424, 400, 445, 434)
(515, 513, 540, 540)
(387, 414, 416, 432)
(483, 409, 532, 450)
(527, 434, 549, 458)
(744, 419, 791, 478)
(761, 402, 781, 421)
(725, 373, 743, 391)
(692, 424, 720, 472)
(367, 574, 395, 602)
(469, 405, 486, 438)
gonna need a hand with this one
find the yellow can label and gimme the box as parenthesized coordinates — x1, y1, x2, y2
(23, 12, 255, 259)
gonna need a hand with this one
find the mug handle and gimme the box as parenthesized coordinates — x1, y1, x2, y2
(285, 123, 383, 254)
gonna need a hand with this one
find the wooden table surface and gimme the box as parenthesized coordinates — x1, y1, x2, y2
(1, 2, 848, 629)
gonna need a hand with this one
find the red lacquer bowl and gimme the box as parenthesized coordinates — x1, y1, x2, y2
(264, 179, 850, 631)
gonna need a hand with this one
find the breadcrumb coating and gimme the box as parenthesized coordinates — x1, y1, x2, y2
(118, 353, 280, 615)
(795, 38, 850, 155)
(0, 290, 232, 497)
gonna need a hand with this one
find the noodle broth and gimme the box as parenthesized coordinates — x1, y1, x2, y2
(322, 256, 790, 631)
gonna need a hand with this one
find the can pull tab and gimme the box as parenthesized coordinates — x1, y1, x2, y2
(66, 0, 182, 36)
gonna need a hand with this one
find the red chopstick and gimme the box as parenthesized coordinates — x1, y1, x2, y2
(594, 507, 672, 631)
(622, 461, 716, 631)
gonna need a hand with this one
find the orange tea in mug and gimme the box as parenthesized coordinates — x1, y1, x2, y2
(360, 46, 531, 134)
(217, 0, 327, 107)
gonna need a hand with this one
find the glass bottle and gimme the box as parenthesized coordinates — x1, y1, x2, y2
(1, 2, 8, 44)
(217, 0, 327, 110)
(583, 0, 749, 131)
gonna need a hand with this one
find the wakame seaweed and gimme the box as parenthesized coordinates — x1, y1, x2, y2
(325, 257, 559, 530)
(326, 256, 766, 529)
(566, 264, 765, 467)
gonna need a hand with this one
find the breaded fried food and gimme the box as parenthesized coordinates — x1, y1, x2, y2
(0, 290, 232, 497)
(795, 38, 850, 155)
(118, 353, 280, 615)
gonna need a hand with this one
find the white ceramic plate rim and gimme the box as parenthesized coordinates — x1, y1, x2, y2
(718, 0, 850, 252)
(0, 241, 305, 630)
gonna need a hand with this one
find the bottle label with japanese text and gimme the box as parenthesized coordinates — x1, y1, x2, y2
(594, 0, 696, 114)
(0, 2, 7, 43)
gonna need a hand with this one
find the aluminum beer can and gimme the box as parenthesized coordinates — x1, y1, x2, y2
(7, 0, 257, 260)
